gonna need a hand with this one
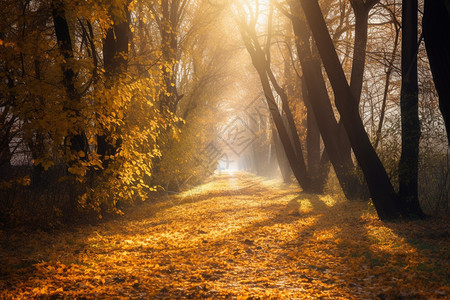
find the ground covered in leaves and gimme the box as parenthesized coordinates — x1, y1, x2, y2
(0, 172, 449, 299)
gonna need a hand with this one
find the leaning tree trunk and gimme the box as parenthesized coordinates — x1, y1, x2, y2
(239, 21, 317, 192)
(298, 0, 406, 219)
(253, 61, 312, 191)
(288, 7, 367, 201)
(398, 0, 425, 218)
(340, 0, 378, 199)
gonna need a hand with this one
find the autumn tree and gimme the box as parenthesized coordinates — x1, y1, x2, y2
(149, 0, 187, 114)
(293, 0, 408, 219)
(237, 2, 331, 193)
(146, 1, 238, 188)
(283, 0, 370, 201)
(0, 0, 175, 223)
(97, 1, 130, 169)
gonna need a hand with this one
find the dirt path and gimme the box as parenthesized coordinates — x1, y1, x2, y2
(0, 173, 448, 299)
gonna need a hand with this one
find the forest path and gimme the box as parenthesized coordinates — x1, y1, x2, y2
(0, 172, 448, 299)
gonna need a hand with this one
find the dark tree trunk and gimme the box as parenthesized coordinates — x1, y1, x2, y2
(0, 115, 12, 175)
(0, 80, 14, 176)
(239, 22, 319, 192)
(306, 97, 321, 180)
(349, 0, 379, 102)
(282, 46, 328, 189)
(98, 5, 130, 167)
(338, 1, 377, 175)
(29, 60, 46, 186)
(298, 0, 405, 219)
(302, 77, 329, 190)
(423, 0, 450, 146)
(398, 0, 425, 218)
(266, 64, 306, 167)
(51, 0, 88, 158)
(288, 8, 368, 201)
(159, 0, 183, 113)
(255, 64, 312, 191)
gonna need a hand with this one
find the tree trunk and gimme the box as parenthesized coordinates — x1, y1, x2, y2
(288, 8, 368, 200)
(302, 77, 329, 190)
(306, 96, 321, 179)
(298, 0, 405, 219)
(255, 64, 312, 191)
(349, 0, 379, 102)
(98, 5, 129, 167)
(0, 81, 14, 177)
(239, 22, 317, 192)
(51, 0, 88, 158)
(398, 0, 425, 218)
(0, 116, 12, 176)
(267, 67, 306, 166)
(423, 0, 450, 146)
(159, 0, 183, 114)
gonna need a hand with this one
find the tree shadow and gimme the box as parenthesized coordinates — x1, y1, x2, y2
(216, 189, 447, 298)
(1, 173, 447, 298)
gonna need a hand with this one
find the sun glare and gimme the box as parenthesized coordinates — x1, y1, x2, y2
(235, 0, 271, 29)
